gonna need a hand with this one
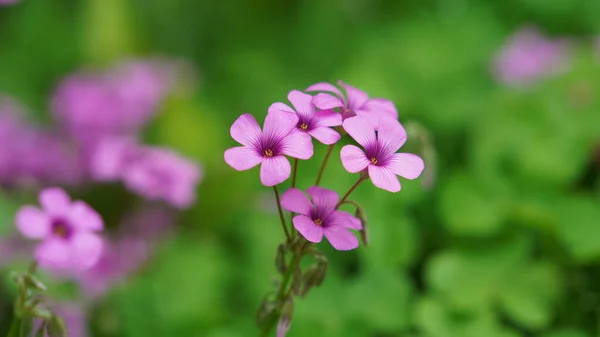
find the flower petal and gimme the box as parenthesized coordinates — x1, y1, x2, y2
(364, 98, 398, 120)
(293, 215, 324, 243)
(338, 81, 369, 110)
(323, 225, 358, 250)
(342, 116, 376, 148)
(314, 109, 342, 127)
(263, 110, 298, 141)
(287, 90, 315, 120)
(39, 188, 71, 216)
(308, 127, 340, 145)
(306, 186, 338, 216)
(281, 188, 312, 215)
(305, 82, 344, 99)
(35, 239, 72, 270)
(68, 201, 104, 232)
(354, 109, 381, 130)
(224, 146, 263, 171)
(376, 116, 407, 156)
(260, 156, 291, 186)
(72, 233, 104, 270)
(267, 102, 295, 115)
(281, 131, 313, 160)
(312, 93, 344, 110)
(340, 145, 370, 173)
(331, 210, 363, 230)
(387, 153, 425, 180)
(368, 165, 401, 192)
(16, 206, 50, 239)
(230, 113, 262, 147)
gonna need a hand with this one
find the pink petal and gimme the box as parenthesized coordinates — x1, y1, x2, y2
(342, 116, 376, 148)
(305, 82, 344, 99)
(323, 225, 359, 250)
(364, 98, 398, 120)
(224, 146, 263, 171)
(39, 188, 71, 216)
(230, 113, 262, 147)
(68, 201, 104, 232)
(281, 188, 312, 215)
(16, 206, 50, 239)
(308, 127, 340, 145)
(72, 233, 104, 270)
(281, 131, 313, 160)
(340, 145, 370, 173)
(287, 90, 315, 119)
(338, 81, 369, 110)
(354, 109, 381, 130)
(387, 153, 425, 180)
(306, 186, 338, 215)
(368, 165, 400, 192)
(267, 102, 295, 114)
(314, 109, 342, 127)
(260, 156, 291, 186)
(293, 215, 324, 243)
(312, 93, 344, 110)
(35, 239, 72, 270)
(263, 110, 298, 140)
(332, 210, 363, 230)
(376, 116, 407, 155)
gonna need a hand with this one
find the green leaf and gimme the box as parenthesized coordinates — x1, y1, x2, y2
(555, 195, 600, 262)
(543, 329, 590, 337)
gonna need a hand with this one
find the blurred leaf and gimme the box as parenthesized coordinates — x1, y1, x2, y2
(543, 329, 590, 337)
(555, 195, 600, 262)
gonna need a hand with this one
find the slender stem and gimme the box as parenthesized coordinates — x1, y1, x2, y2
(315, 144, 335, 186)
(7, 316, 21, 337)
(336, 177, 365, 208)
(273, 186, 291, 241)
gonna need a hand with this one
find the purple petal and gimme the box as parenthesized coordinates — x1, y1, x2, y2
(280, 188, 312, 215)
(72, 233, 104, 270)
(387, 153, 425, 180)
(306, 186, 338, 216)
(39, 188, 71, 216)
(263, 110, 298, 140)
(68, 201, 104, 232)
(332, 210, 363, 230)
(267, 102, 295, 115)
(354, 109, 381, 131)
(260, 156, 291, 186)
(308, 127, 340, 145)
(340, 145, 370, 173)
(16, 206, 50, 239)
(323, 225, 359, 250)
(293, 215, 324, 243)
(312, 93, 345, 110)
(305, 82, 344, 99)
(368, 165, 400, 192)
(376, 116, 407, 156)
(35, 239, 72, 270)
(281, 131, 313, 160)
(338, 81, 369, 110)
(230, 113, 262, 147)
(313, 109, 342, 127)
(224, 146, 263, 171)
(287, 90, 315, 120)
(364, 98, 398, 120)
(342, 116, 376, 148)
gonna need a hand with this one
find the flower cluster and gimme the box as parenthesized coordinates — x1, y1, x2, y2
(224, 81, 424, 336)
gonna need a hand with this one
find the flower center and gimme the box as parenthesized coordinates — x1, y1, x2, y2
(370, 157, 378, 165)
(51, 219, 72, 239)
(264, 149, 274, 157)
(299, 123, 309, 131)
(313, 218, 323, 226)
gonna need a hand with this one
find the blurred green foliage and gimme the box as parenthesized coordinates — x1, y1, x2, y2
(2, 0, 600, 336)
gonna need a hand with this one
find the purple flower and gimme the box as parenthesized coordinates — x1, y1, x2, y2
(0, 0, 19, 5)
(33, 302, 89, 337)
(281, 186, 362, 250)
(224, 111, 314, 186)
(268, 90, 342, 145)
(15, 188, 104, 271)
(492, 26, 570, 86)
(89, 136, 141, 181)
(306, 81, 398, 130)
(341, 116, 424, 192)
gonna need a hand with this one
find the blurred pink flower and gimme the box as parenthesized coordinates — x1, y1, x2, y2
(341, 116, 424, 192)
(0, 0, 19, 5)
(492, 26, 570, 86)
(15, 187, 104, 271)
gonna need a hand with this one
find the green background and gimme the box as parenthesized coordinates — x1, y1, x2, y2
(2, 0, 600, 336)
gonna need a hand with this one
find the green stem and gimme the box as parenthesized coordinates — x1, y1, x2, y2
(336, 177, 365, 208)
(7, 316, 22, 337)
(315, 144, 335, 186)
(273, 186, 291, 242)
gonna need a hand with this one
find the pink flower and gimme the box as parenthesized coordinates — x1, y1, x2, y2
(341, 116, 424, 192)
(224, 111, 314, 186)
(281, 186, 362, 250)
(268, 90, 342, 145)
(306, 81, 398, 130)
(15, 188, 104, 271)
(0, 0, 19, 5)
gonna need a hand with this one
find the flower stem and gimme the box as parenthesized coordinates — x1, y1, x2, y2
(7, 316, 21, 337)
(273, 186, 291, 242)
(315, 144, 335, 186)
(336, 177, 365, 208)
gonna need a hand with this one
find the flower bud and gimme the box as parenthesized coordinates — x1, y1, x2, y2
(277, 298, 294, 337)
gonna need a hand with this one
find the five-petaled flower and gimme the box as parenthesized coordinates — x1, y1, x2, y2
(268, 90, 342, 145)
(306, 81, 398, 130)
(15, 188, 104, 271)
(281, 186, 362, 250)
(341, 116, 425, 192)
(224, 111, 313, 186)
